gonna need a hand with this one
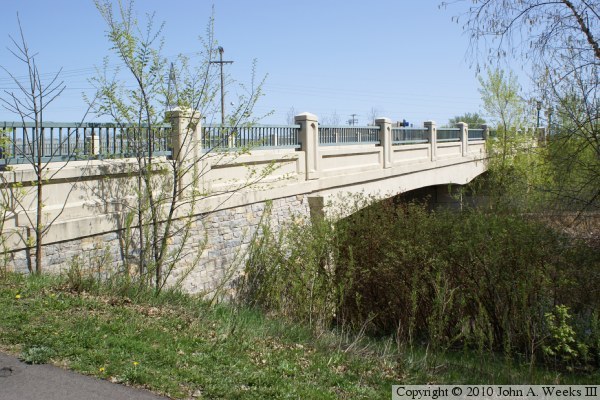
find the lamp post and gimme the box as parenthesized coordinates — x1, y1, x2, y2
(536, 100, 542, 128)
(547, 106, 553, 136)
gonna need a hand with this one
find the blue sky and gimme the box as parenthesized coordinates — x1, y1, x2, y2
(0, 1, 526, 126)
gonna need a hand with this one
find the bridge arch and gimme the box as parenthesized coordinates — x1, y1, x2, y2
(309, 158, 487, 219)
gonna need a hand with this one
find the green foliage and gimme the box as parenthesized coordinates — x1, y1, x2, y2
(239, 208, 343, 331)
(447, 112, 486, 128)
(21, 345, 55, 364)
(459, 0, 599, 215)
(479, 69, 527, 133)
(241, 196, 600, 370)
(90, 1, 270, 297)
(543, 305, 589, 369)
(589, 312, 600, 364)
(543, 126, 600, 213)
(469, 68, 553, 213)
(0, 273, 405, 398)
(65, 249, 112, 294)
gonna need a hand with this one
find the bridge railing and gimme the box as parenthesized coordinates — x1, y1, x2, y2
(0, 115, 491, 167)
(318, 125, 380, 145)
(468, 129, 485, 141)
(0, 121, 171, 165)
(201, 124, 301, 150)
(437, 128, 461, 142)
(392, 127, 429, 144)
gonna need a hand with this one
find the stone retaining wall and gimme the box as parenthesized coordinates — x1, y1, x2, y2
(7, 194, 310, 295)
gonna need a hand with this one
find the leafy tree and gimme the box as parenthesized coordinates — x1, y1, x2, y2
(447, 112, 486, 127)
(450, 0, 600, 212)
(92, 1, 267, 294)
(478, 68, 531, 166)
(471, 68, 547, 211)
(478, 69, 527, 134)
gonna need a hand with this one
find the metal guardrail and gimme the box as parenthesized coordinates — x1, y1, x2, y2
(392, 127, 429, 144)
(437, 128, 461, 142)
(468, 129, 485, 141)
(202, 124, 301, 150)
(319, 126, 380, 145)
(0, 122, 171, 164)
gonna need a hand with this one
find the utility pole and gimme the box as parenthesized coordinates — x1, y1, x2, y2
(348, 114, 358, 126)
(209, 46, 233, 125)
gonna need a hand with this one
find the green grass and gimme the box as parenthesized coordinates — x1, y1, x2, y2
(0, 273, 597, 399)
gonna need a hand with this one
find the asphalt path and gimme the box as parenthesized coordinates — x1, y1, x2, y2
(0, 352, 168, 400)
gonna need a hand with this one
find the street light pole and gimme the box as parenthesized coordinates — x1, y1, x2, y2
(210, 46, 233, 125)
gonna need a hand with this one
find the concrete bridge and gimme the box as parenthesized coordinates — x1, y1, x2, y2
(0, 111, 487, 292)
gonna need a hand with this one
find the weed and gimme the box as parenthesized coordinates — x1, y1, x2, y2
(21, 345, 55, 364)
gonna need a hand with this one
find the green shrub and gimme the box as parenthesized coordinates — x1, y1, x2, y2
(543, 305, 588, 369)
(238, 214, 344, 330)
(240, 196, 600, 369)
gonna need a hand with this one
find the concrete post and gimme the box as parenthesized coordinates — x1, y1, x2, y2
(375, 117, 392, 169)
(166, 107, 202, 198)
(86, 132, 100, 156)
(457, 122, 468, 156)
(295, 112, 320, 180)
(481, 124, 489, 140)
(424, 121, 437, 161)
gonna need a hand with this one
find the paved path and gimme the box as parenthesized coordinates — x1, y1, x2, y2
(0, 352, 167, 400)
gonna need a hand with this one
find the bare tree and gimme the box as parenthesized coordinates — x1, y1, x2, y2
(367, 107, 382, 126)
(451, 0, 599, 71)
(286, 106, 297, 125)
(321, 110, 341, 126)
(0, 17, 90, 274)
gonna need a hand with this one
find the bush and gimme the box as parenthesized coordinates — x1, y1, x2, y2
(543, 305, 588, 369)
(240, 197, 600, 368)
(238, 215, 343, 330)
